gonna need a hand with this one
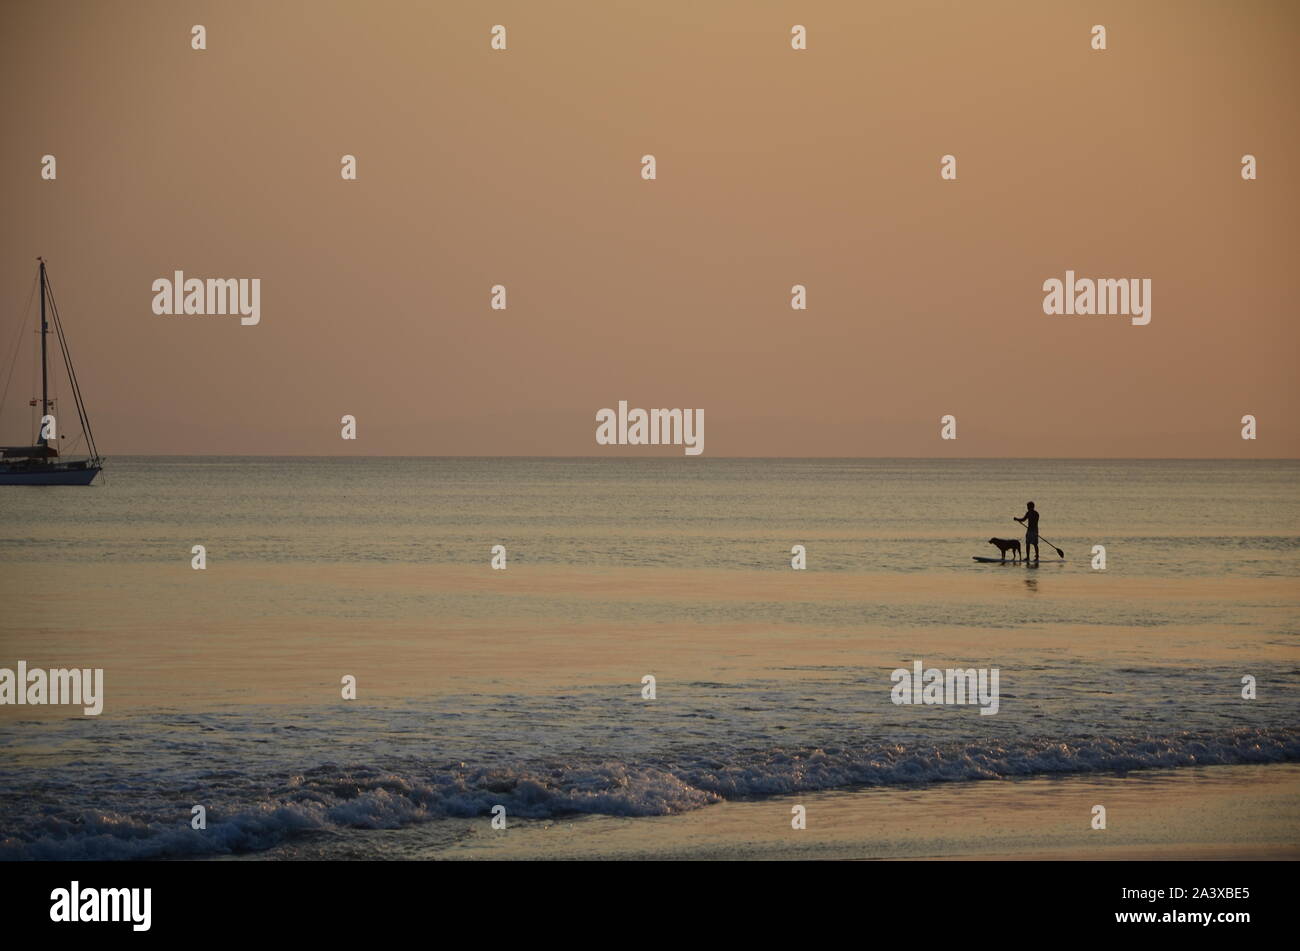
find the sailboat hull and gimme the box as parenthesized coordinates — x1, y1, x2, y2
(0, 465, 101, 486)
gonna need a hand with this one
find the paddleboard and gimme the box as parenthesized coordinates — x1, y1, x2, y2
(972, 556, 1065, 564)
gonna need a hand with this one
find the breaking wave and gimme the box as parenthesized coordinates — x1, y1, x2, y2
(2, 726, 1295, 860)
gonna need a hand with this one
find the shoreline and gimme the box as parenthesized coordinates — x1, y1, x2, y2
(217, 762, 1300, 861)
(437, 762, 1300, 861)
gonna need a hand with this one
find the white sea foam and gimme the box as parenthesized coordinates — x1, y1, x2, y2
(3, 727, 1295, 860)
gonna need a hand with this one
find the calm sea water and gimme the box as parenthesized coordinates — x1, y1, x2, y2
(5, 456, 1298, 575)
(1, 458, 1297, 859)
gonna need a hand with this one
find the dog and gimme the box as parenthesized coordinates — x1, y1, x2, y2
(987, 537, 1021, 561)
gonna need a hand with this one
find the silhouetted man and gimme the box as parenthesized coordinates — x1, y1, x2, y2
(1015, 502, 1040, 561)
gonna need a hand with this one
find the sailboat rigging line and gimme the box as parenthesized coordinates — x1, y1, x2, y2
(47, 284, 99, 464)
(45, 275, 101, 465)
(0, 272, 38, 415)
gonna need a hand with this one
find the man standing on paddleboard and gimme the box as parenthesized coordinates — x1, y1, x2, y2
(1014, 502, 1040, 561)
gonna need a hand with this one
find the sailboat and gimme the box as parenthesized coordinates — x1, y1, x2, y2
(0, 258, 103, 485)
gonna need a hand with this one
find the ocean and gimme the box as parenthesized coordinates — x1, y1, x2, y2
(1, 457, 1297, 859)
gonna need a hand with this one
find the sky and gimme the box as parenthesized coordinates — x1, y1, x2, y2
(2, 0, 1297, 457)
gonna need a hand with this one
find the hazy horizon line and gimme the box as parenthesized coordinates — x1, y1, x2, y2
(88, 453, 1300, 462)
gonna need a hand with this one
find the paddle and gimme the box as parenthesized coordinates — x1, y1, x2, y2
(1012, 519, 1065, 558)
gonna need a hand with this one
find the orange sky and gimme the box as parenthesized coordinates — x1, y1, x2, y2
(2, 0, 1297, 457)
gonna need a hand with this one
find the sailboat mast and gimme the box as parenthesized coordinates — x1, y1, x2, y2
(38, 257, 48, 448)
